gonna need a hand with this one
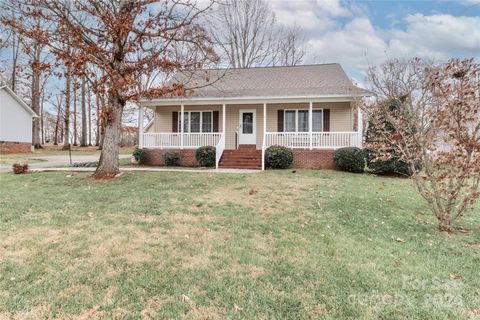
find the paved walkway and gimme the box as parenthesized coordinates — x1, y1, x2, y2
(30, 167, 261, 174)
(0, 154, 130, 172)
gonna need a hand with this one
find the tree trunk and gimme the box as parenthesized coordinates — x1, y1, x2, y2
(438, 219, 453, 233)
(88, 86, 92, 146)
(73, 83, 78, 146)
(31, 58, 42, 149)
(62, 67, 71, 150)
(80, 76, 87, 146)
(54, 105, 60, 145)
(93, 94, 123, 178)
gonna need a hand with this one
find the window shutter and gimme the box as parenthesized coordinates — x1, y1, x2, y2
(212, 111, 219, 132)
(277, 110, 284, 132)
(323, 109, 330, 132)
(172, 111, 178, 132)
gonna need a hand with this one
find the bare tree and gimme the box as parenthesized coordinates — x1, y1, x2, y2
(211, 0, 276, 68)
(361, 58, 480, 232)
(80, 76, 87, 146)
(273, 25, 305, 66)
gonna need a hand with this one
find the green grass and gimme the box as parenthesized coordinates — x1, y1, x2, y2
(0, 170, 479, 319)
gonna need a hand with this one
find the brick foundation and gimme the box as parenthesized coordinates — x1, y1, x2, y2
(141, 148, 336, 169)
(141, 149, 199, 167)
(0, 141, 32, 154)
(291, 149, 336, 169)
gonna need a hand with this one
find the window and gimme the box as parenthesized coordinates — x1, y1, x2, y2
(285, 110, 296, 132)
(284, 109, 323, 132)
(312, 110, 323, 132)
(178, 111, 213, 133)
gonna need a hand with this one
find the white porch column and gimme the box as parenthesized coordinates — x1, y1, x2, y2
(357, 107, 363, 148)
(138, 104, 144, 148)
(263, 103, 267, 139)
(180, 104, 184, 149)
(309, 102, 313, 150)
(222, 103, 226, 134)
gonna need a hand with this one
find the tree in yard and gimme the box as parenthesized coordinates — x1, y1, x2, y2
(4, 0, 218, 178)
(80, 76, 87, 147)
(273, 24, 305, 67)
(361, 58, 480, 232)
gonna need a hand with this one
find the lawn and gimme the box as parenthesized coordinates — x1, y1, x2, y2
(0, 170, 479, 319)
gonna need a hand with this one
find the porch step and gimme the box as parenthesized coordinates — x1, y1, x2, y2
(219, 148, 262, 169)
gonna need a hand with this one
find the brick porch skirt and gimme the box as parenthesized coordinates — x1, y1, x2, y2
(142, 149, 199, 167)
(141, 148, 335, 170)
(0, 141, 32, 154)
(290, 149, 336, 169)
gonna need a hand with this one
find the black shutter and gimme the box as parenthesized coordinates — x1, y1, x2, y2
(277, 110, 284, 132)
(172, 111, 178, 132)
(323, 109, 330, 132)
(212, 111, 219, 132)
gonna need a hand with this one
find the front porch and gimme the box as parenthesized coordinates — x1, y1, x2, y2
(139, 101, 363, 170)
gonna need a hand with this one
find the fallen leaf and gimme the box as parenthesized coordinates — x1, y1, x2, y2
(450, 272, 461, 280)
(233, 303, 242, 312)
(373, 224, 379, 228)
(395, 237, 405, 243)
(472, 308, 480, 315)
(248, 188, 258, 195)
(181, 294, 190, 302)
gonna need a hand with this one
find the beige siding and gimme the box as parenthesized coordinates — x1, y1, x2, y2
(151, 101, 353, 149)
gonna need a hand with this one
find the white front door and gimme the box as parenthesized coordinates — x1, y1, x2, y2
(238, 109, 256, 145)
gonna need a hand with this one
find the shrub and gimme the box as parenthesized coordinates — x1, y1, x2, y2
(72, 161, 98, 167)
(366, 150, 413, 176)
(163, 151, 181, 166)
(12, 163, 29, 174)
(265, 146, 294, 169)
(196, 146, 216, 167)
(333, 147, 365, 173)
(132, 146, 147, 164)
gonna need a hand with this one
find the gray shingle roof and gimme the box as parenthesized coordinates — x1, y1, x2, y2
(165, 63, 370, 99)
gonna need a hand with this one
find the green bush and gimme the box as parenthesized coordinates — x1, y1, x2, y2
(132, 146, 147, 163)
(333, 147, 365, 173)
(196, 146, 216, 167)
(366, 150, 413, 176)
(163, 151, 181, 166)
(265, 146, 294, 169)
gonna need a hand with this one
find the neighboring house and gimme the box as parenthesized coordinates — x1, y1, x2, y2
(139, 63, 371, 169)
(0, 86, 37, 154)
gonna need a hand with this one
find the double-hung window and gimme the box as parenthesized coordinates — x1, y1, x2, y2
(178, 111, 213, 133)
(284, 109, 323, 132)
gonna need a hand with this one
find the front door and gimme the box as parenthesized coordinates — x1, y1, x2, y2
(238, 109, 256, 145)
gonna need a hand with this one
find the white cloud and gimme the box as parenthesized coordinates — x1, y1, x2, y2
(388, 14, 480, 59)
(307, 18, 387, 69)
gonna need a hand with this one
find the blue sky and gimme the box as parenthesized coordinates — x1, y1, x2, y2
(267, 0, 480, 82)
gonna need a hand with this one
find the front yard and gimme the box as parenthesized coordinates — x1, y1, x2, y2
(0, 170, 479, 319)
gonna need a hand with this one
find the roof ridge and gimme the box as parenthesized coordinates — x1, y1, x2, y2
(196, 63, 340, 72)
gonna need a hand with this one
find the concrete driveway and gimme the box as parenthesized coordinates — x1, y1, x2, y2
(0, 154, 131, 172)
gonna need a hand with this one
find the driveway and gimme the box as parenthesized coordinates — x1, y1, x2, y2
(0, 154, 131, 172)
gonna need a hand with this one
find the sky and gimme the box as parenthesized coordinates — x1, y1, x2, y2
(266, 0, 480, 83)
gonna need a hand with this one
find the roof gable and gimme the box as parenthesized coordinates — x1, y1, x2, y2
(0, 86, 38, 117)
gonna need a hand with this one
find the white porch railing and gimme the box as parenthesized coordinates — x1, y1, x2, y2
(215, 134, 225, 169)
(142, 133, 222, 149)
(264, 132, 362, 149)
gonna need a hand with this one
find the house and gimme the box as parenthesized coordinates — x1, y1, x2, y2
(138, 63, 371, 170)
(0, 86, 37, 154)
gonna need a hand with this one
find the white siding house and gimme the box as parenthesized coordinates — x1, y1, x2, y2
(0, 86, 37, 153)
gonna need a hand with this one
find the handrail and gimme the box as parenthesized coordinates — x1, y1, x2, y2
(261, 134, 266, 171)
(142, 132, 222, 149)
(215, 133, 225, 169)
(264, 132, 362, 149)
